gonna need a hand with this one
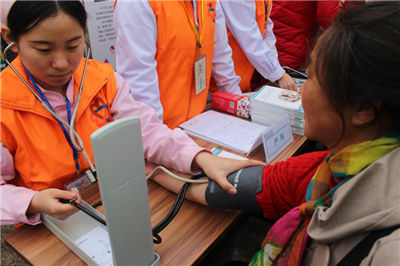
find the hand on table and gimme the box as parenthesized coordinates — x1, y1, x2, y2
(277, 74, 298, 91)
(27, 188, 81, 220)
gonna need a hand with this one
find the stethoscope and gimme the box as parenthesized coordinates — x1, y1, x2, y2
(3, 41, 97, 183)
(4, 41, 208, 237)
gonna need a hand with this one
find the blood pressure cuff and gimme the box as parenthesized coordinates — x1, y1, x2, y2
(205, 166, 264, 213)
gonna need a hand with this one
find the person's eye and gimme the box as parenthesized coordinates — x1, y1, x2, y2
(68, 45, 79, 50)
(37, 48, 50, 53)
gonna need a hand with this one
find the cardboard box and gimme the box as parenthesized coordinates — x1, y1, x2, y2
(211, 91, 250, 118)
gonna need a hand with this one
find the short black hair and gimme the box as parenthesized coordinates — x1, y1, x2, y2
(7, 0, 87, 41)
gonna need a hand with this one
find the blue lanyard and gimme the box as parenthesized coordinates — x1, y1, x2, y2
(22, 65, 80, 174)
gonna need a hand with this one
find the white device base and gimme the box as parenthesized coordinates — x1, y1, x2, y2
(42, 200, 160, 266)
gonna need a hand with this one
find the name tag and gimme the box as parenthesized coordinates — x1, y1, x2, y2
(194, 55, 207, 95)
(262, 114, 294, 164)
(64, 174, 92, 192)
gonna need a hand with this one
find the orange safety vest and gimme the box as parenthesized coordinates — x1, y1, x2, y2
(211, 0, 272, 93)
(148, 0, 217, 129)
(0, 57, 117, 191)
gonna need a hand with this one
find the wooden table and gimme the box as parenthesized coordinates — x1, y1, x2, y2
(4, 135, 306, 266)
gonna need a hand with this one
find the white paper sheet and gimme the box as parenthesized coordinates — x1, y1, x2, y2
(180, 111, 267, 154)
(74, 226, 114, 266)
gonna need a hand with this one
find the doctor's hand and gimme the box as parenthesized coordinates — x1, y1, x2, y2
(27, 188, 82, 220)
(277, 74, 298, 91)
(192, 151, 265, 195)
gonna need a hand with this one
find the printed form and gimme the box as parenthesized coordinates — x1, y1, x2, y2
(180, 111, 267, 154)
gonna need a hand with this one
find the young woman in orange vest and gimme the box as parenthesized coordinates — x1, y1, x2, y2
(150, 2, 400, 265)
(218, 0, 297, 92)
(0, 0, 263, 225)
(114, 0, 244, 129)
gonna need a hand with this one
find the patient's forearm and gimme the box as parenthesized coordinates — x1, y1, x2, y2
(150, 170, 208, 206)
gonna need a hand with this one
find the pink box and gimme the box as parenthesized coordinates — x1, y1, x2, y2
(211, 91, 250, 118)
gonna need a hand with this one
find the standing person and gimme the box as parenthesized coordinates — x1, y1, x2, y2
(114, 0, 243, 129)
(151, 2, 400, 264)
(217, 0, 297, 92)
(0, 0, 263, 226)
(270, 0, 340, 70)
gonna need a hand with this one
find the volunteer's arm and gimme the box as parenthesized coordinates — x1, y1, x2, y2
(211, 0, 242, 94)
(111, 72, 264, 194)
(220, 0, 296, 91)
(264, 17, 279, 61)
(0, 144, 80, 225)
(114, 0, 163, 122)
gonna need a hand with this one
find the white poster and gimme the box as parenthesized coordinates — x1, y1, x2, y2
(84, 0, 116, 69)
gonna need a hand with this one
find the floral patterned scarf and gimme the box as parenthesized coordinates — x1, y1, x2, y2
(249, 134, 400, 266)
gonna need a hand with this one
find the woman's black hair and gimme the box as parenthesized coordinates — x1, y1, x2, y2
(7, 0, 87, 41)
(312, 1, 400, 139)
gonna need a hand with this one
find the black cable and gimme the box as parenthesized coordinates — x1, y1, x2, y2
(71, 172, 207, 244)
(73, 202, 107, 226)
(92, 201, 103, 209)
(152, 182, 187, 233)
(152, 172, 207, 236)
(152, 234, 162, 245)
(152, 182, 188, 234)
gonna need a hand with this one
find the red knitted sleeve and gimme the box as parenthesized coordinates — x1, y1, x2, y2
(316, 1, 341, 29)
(256, 151, 329, 220)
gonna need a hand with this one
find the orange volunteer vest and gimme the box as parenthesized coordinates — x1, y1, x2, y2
(148, 0, 217, 129)
(0, 58, 117, 191)
(211, 0, 272, 93)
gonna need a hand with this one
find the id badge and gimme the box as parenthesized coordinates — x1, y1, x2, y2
(64, 174, 91, 191)
(194, 55, 207, 95)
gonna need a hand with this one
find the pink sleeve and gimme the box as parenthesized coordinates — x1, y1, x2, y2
(1, 143, 41, 225)
(111, 72, 208, 174)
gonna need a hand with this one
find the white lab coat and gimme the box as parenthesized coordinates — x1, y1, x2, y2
(220, 0, 285, 82)
(114, 0, 242, 122)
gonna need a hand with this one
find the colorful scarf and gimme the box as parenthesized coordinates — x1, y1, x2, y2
(249, 134, 400, 266)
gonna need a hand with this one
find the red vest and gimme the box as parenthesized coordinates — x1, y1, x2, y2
(269, 1, 340, 69)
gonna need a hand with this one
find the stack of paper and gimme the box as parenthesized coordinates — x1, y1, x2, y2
(250, 85, 304, 135)
(179, 111, 267, 155)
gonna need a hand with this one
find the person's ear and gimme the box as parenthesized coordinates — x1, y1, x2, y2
(1, 26, 18, 53)
(351, 100, 381, 127)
